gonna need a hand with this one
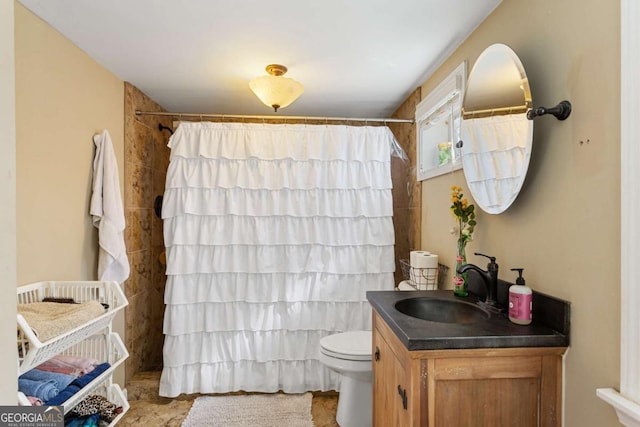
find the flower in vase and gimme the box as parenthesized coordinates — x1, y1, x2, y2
(450, 186, 477, 296)
(450, 186, 476, 244)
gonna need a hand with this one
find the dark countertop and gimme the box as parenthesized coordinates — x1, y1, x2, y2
(367, 289, 570, 351)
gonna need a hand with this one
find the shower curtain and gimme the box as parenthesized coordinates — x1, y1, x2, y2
(159, 121, 400, 397)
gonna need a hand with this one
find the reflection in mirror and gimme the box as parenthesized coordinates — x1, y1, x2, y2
(461, 44, 533, 214)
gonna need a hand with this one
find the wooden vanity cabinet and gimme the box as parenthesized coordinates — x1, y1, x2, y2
(372, 310, 566, 427)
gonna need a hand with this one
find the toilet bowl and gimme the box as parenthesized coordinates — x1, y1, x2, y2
(319, 331, 372, 427)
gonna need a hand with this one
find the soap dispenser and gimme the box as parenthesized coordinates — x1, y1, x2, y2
(508, 268, 532, 325)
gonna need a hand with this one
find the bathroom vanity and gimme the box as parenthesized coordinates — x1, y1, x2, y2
(367, 289, 569, 426)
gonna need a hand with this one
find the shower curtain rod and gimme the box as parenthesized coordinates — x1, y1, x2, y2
(135, 110, 414, 124)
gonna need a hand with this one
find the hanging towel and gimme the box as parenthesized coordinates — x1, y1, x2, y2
(90, 130, 130, 284)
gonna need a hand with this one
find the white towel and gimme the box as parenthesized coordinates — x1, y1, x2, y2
(90, 130, 130, 284)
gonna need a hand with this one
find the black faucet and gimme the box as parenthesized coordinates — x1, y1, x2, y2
(457, 253, 499, 308)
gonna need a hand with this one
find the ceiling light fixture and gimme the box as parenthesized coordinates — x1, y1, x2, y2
(249, 64, 304, 112)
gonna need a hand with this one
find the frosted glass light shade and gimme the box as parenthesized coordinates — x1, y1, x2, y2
(249, 68, 304, 112)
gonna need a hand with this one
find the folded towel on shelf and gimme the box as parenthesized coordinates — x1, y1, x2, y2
(45, 363, 110, 406)
(18, 301, 106, 342)
(26, 396, 43, 406)
(65, 413, 100, 427)
(36, 355, 100, 377)
(20, 368, 75, 391)
(73, 363, 110, 388)
(18, 378, 59, 402)
(44, 383, 80, 406)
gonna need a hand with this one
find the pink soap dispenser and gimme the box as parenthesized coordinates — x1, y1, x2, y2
(508, 268, 532, 325)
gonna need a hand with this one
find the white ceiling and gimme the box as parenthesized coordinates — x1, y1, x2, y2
(18, 0, 501, 118)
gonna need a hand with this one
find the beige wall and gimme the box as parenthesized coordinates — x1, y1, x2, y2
(0, 0, 18, 404)
(419, 1, 620, 425)
(14, 3, 126, 385)
(15, 3, 124, 282)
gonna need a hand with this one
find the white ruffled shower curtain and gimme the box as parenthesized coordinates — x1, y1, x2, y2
(159, 122, 398, 397)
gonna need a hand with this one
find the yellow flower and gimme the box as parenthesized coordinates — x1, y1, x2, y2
(449, 186, 477, 243)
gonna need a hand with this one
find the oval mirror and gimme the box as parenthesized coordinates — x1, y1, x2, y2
(460, 43, 533, 214)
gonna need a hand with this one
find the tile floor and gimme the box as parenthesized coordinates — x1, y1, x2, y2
(118, 371, 339, 426)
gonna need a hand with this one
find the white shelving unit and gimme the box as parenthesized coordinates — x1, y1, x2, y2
(17, 281, 129, 425)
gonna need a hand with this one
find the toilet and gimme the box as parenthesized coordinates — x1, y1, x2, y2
(319, 331, 373, 427)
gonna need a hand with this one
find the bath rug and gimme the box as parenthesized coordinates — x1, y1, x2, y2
(181, 392, 314, 427)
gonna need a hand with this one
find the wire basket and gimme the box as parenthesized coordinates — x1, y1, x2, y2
(399, 259, 449, 290)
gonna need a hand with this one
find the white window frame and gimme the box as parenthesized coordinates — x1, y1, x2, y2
(596, 1, 640, 425)
(415, 61, 466, 181)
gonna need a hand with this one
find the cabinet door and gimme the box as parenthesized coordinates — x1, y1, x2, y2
(373, 328, 395, 427)
(431, 355, 545, 427)
(373, 328, 411, 427)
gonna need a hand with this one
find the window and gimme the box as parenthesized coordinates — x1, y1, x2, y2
(415, 62, 466, 181)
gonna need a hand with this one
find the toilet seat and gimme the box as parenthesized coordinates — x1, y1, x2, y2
(320, 331, 372, 361)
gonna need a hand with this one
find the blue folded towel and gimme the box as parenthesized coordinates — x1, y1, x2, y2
(74, 363, 110, 388)
(20, 368, 75, 391)
(45, 383, 79, 406)
(45, 363, 110, 406)
(65, 413, 100, 427)
(18, 378, 59, 402)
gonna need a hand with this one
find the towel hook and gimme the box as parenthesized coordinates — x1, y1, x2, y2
(527, 100, 572, 121)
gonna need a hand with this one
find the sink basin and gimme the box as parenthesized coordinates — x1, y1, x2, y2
(395, 297, 490, 324)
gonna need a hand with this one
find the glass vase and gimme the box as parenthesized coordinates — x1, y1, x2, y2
(453, 238, 469, 297)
